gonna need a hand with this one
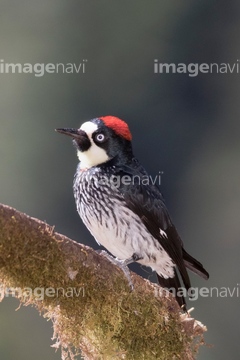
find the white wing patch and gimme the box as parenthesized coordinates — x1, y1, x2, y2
(160, 229, 168, 238)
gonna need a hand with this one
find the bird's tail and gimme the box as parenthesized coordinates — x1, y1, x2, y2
(182, 248, 209, 280)
(157, 250, 209, 311)
(156, 270, 187, 312)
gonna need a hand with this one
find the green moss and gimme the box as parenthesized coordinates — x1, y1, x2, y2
(0, 204, 204, 360)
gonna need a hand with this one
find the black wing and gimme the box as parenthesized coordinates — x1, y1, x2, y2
(113, 160, 209, 308)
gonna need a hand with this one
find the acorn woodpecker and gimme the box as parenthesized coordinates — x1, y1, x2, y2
(56, 116, 209, 310)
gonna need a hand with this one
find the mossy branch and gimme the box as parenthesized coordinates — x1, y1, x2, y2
(0, 203, 206, 359)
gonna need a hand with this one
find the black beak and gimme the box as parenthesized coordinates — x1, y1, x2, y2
(55, 128, 81, 139)
(55, 128, 91, 152)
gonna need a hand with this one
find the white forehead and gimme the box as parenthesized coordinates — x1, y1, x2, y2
(80, 121, 98, 137)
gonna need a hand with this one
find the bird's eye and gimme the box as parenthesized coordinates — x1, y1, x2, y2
(95, 133, 105, 142)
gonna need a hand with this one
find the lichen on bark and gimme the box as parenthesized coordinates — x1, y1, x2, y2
(0, 203, 206, 360)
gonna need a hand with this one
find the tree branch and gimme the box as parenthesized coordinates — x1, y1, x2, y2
(0, 203, 206, 360)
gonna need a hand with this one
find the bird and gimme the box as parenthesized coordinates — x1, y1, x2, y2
(56, 115, 209, 311)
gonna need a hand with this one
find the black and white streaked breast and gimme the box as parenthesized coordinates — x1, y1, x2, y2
(73, 164, 174, 279)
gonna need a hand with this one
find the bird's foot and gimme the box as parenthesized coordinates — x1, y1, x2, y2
(96, 251, 143, 290)
(123, 252, 143, 265)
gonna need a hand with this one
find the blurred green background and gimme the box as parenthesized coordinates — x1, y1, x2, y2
(0, 1, 240, 359)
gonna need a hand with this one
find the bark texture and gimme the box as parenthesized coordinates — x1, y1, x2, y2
(0, 203, 206, 360)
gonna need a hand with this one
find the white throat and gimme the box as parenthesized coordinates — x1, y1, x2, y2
(77, 121, 109, 169)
